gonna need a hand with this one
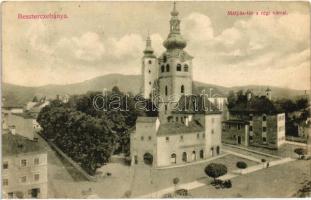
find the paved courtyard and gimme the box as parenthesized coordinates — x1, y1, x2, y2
(39, 132, 310, 198)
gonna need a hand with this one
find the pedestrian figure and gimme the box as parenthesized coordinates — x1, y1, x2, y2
(266, 162, 270, 168)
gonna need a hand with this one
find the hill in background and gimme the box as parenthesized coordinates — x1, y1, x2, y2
(2, 73, 309, 106)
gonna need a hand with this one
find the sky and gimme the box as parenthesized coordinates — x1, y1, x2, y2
(2, 1, 310, 90)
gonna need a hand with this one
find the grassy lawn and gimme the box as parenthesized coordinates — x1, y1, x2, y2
(189, 159, 311, 198)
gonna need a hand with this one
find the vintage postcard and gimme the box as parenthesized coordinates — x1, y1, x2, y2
(1, 0, 310, 198)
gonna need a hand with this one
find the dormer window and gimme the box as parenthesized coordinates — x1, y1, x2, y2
(184, 64, 189, 72)
(177, 64, 182, 71)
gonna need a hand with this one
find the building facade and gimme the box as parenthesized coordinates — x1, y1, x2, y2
(2, 133, 48, 199)
(222, 90, 286, 149)
(131, 3, 223, 167)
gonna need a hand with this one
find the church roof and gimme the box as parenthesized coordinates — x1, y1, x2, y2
(157, 120, 204, 136)
(173, 95, 221, 115)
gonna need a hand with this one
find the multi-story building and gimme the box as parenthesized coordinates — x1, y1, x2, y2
(131, 3, 223, 167)
(222, 90, 286, 149)
(2, 132, 48, 198)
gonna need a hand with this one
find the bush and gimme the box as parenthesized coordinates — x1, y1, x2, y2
(236, 161, 248, 169)
(204, 163, 228, 182)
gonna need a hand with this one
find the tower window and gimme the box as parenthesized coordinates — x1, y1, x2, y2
(177, 64, 182, 71)
(181, 85, 185, 94)
(163, 55, 167, 63)
(161, 65, 165, 73)
(166, 64, 170, 72)
(184, 64, 189, 72)
(165, 86, 168, 96)
(148, 60, 152, 64)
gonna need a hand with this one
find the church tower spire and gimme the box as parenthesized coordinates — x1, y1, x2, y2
(163, 2, 187, 50)
(143, 31, 155, 57)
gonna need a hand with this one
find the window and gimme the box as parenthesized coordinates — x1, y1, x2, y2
(149, 81, 151, 85)
(263, 137, 267, 143)
(148, 60, 152, 64)
(203, 133, 205, 139)
(181, 85, 184, 94)
(163, 55, 167, 63)
(249, 126, 253, 131)
(34, 174, 40, 181)
(21, 159, 27, 167)
(148, 136, 152, 141)
(20, 176, 27, 183)
(3, 161, 8, 169)
(211, 129, 214, 134)
(176, 64, 182, 71)
(34, 158, 39, 165)
(161, 65, 165, 73)
(184, 64, 189, 72)
(166, 64, 170, 72)
(165, 105, 168, 114)
(166, 137, 170, 142)
(171, 153, 177, 164)
(263, 115, 267, 121)
(3, 179, 8, 186)
(262, 127, 267, 132)
(134, 155, 138, 164)
(141, 136, 144, 141)
(165, 86, 168, 96)
(237, 124, 241, 130)
(182, 152, 187, 162)
(148, 70, 151, 74)
(180, 135, 184, 141)
(249, 135, 253, 142)
(200, 150, 204, 159)
(197, 133, 200, 139)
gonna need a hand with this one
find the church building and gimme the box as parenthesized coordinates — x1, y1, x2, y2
(130, 3, 223, 167)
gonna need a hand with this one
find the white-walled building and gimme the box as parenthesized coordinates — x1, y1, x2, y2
(131, 3, 223, 167)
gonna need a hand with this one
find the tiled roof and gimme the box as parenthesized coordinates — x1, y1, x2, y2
(173, 95, 221, 115)
(2, 133, 46, 156)
(157, 120, 204, 136)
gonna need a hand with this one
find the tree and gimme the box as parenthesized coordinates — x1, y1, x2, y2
(32, 96, 38, 102)
(296, 98, 309, 110)
(204, 163, 228, 182)
(227, 91, 236, 109)
(294, 148, 306, 159)
(236, 161, 247, 169)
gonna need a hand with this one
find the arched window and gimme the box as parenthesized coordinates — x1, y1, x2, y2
(200, 150, 204, 159)
(161, 65, 165, 73)
(184, 64, 189, 72)
(176, 64, 182, 71)
(171, 153, 177, 164)
(181, 85, 185, 94)
(166, 64, 170, 72)
(182, 152, 187, 162)
(192, 151, 196, 161)
(263, 115, 267, 121)
(165, 86, 168, 96)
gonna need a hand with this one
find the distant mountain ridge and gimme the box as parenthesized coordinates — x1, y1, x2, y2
(2, 73, 309, 106)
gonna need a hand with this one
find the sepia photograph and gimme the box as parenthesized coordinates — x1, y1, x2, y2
(1, 0, 311, 198)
